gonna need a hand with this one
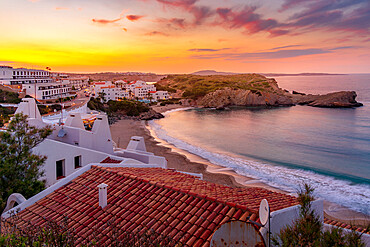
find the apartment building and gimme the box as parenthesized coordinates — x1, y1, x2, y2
(22, 82, 72, 101)
(55, 74, 89, 90)
(149, 90, 169, 100)
(0, 66, 52, 85)
(91, 81, 129, 101)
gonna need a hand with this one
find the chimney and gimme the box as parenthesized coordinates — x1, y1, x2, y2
(97, 183, 108, 208)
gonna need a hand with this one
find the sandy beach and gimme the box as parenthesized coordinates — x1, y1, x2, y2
(110, 105, 370, 228)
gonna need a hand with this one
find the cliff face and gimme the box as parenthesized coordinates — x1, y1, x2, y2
(199, 88, 293, 107)
(198, 89, 362, 108)
(293, 91, 363, 108)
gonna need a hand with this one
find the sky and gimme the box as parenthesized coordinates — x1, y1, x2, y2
(0, 0, 369, 74)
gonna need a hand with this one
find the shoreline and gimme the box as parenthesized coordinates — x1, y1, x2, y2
(110, 105, 370, 228)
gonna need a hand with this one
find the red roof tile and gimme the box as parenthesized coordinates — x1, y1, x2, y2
(10, 166, 299, 246)
(324, 218, 370, 235)
(100, 157, 122, 164)
(102, 166, 298, 212)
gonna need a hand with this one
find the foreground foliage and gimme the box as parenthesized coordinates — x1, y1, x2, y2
(272, 184, 366, 247)
(1, 213, 177, 247)
(0, 113, 52, 211)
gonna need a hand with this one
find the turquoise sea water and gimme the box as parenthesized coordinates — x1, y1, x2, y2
(150, 74, 370, 215)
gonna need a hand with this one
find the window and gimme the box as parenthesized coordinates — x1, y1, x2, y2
(56, 159, 65, 179)
(74, 155, 81, 169)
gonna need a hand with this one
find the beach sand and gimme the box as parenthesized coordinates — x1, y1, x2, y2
(110, 107, 370, 228)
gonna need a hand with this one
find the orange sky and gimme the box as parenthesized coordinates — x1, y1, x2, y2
(0, 0, 369, 73)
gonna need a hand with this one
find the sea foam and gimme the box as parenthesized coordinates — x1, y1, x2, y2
(149, 119, 370, 215)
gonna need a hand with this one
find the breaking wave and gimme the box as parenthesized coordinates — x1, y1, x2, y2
(149, 119, 370, 215)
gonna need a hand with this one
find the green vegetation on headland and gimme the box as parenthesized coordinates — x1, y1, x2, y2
(156, 74, 362, 108)
(156, 74, 278, 100)
(87, 97, 149, 116)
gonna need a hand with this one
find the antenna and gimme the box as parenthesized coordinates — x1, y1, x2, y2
(259, 199, 271, 247)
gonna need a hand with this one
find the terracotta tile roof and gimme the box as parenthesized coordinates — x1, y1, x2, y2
(10, 166, 290, 246)
(103, 167, 298, 212)
(324, 218, 370, 234)
(100, 157, 122, 164)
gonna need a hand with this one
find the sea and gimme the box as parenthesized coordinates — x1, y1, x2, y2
(149, 74, 370, 215)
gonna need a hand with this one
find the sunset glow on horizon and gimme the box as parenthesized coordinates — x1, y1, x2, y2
(1, 0, 369, 74)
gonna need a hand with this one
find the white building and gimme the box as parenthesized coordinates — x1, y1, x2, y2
(127, 81, 157, 100)
(0, 66, 51, 85)
(90, 80, 169, 102)
(55, 74, 89, 90)
(149, 90, 169, 100)
(22, 82, 72, 101)
(99, 86, 129, 101)
(91, 81, 129, 101)
(114, 80, 128, 88)
(14, 98, 166, 186)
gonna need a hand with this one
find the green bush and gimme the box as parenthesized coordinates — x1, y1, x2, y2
(107, 100, 149, 116)
(0, 89, 21, 104)
(87, 97, 107, 112)
(272, 184, 366, 247)
(0, 106, 14, 127)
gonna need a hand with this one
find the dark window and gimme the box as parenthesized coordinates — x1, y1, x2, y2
(56, 159, 65, 179)
(74, 155, 81, 169)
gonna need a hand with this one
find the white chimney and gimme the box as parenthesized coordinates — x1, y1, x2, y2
(97, 183, 108, 208)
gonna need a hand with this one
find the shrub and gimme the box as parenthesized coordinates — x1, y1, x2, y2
(107, 100, 149, 116)
(0, 89, 21, 104)
(0, 113, 52, 211)
(272, 184, 366, 247)
(1, 212, 178, 246)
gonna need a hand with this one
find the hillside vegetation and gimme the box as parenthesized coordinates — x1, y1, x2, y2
(87, 97, 149, 116)
(156, 74, 281, 99)
(0, 89, 21, 104)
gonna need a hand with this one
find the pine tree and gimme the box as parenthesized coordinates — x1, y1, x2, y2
(0, 113, 52, 211)
(272, 184, 365, 247)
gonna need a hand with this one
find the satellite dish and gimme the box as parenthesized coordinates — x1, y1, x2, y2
(259, 199, 270, 226)
(211, 221, 266, 247)
(57, 128, 67, 138)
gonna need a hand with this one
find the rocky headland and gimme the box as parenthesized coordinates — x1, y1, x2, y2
(156, 74, 363, 109)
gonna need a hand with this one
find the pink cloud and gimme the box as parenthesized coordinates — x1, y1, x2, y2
(157, 0, 197, 9)
(92, 17, 122, 24)
(215, 6, 286, 35)
(145, 31, 169, 36)
(126, 15, 145, 21)
(55, 7, 69, 11)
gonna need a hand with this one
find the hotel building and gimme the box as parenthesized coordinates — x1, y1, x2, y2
(22, 83, 72, 101)
(0, 66, 52, 85)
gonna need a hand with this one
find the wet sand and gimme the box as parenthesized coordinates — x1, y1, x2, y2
(110, 107, 370, 228)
